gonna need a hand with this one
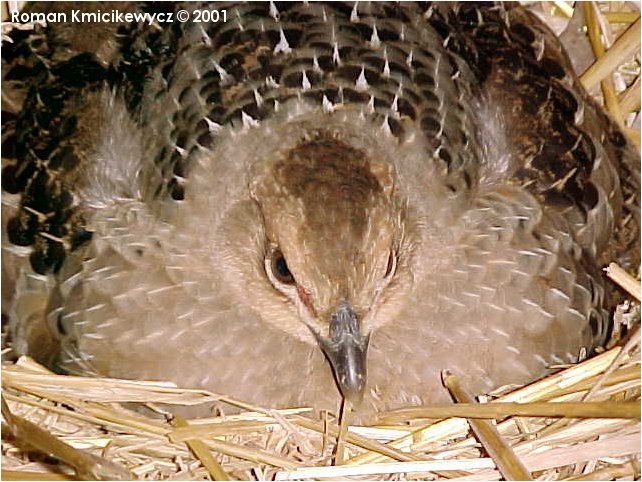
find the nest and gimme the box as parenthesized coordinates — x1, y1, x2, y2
(2, 1, 641, 480)
(1, 309, 640, 481)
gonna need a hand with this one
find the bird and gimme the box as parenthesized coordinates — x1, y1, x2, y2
(2, 2, 639, 420)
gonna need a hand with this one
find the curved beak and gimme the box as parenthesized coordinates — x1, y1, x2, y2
(314, 302, 370, 404)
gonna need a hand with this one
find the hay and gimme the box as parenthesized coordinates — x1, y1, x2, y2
(2, 1, 641, 480)
(2, 337, 640, 480)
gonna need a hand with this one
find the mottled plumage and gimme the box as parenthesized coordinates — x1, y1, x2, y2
(2, 2, 639, 419)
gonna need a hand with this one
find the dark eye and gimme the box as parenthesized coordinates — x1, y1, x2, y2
(271, 250, 295, 284)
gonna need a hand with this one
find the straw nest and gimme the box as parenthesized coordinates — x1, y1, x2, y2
(2, 2, 641, 481)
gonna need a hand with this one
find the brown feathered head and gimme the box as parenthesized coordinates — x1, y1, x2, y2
(250, 133, 403, 402)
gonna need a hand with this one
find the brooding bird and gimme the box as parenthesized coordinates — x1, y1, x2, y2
(3, 2, 639, 419)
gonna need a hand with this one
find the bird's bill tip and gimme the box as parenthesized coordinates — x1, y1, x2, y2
(316, 302, 370, 404)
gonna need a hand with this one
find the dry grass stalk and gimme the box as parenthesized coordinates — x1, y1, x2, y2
(274, 458, 497, 480)
(333, 400, 350, 465)
(604, 12, 641, 24)
(442, 371, 533, 481)
(291, 415, 425, 462)
(584, 3, 625, 128)
(606, 262, 642, 301)
(565, 461, 639, 480)
(2, 358, 222, 405)
(1, 470, 75, 481)
(618, 77, 641, 114)
(582, 327, 640, 403)
(170, 416, 230, 480)
(623, 127, 641, 148)
(580, 16, 641, 91)
(378, 401, 640, 422)
(1, 398, 133, 480)
(552, 0, 574, 18)
(199, 437, 301, 471)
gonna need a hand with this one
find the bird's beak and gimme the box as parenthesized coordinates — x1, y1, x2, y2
(314, 302, 370, 404)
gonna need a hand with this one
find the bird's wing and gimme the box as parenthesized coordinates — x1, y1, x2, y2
(430, 3, 639, 269)
(2, 4, 127, 275)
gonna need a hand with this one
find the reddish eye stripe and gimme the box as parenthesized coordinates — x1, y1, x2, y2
(297, 284, 316, 317)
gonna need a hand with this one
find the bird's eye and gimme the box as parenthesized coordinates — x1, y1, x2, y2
(384, 251, 396, 278)
(271, 249, 295, 284)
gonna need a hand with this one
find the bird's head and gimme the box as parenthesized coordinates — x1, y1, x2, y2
(250, 134, 402, 403)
